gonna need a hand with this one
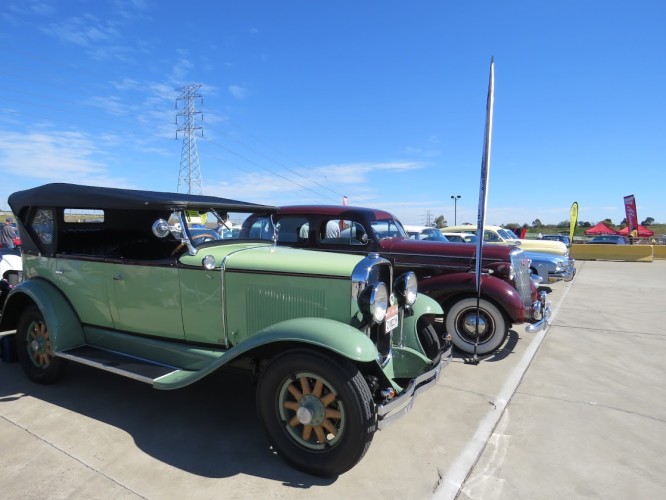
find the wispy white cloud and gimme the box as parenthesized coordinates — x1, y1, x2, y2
(3, 1, 55, 22)
(310, 161, 425, 184)
(35, 1, 149, 62)
(403, 135, 441, 158)
(0, 130, 130, 187)
(171, 53, 195, 83)
(110, 78, 143, 91)
(229, 85, 249, 100)
(113, 0, 150, 22)
(203, 160, 427, 207)
(87, 95, 127, 116)
(43, 13, 119, 46)
(29, 1, 56, 16)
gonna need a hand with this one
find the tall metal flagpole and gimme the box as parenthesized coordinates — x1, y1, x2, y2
(470, 57, 495, 365)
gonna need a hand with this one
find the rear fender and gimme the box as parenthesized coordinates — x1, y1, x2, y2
(0, 279, 85, 350)
(418, 272, 525, 322)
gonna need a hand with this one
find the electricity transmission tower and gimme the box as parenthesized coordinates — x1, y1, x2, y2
(424, 210, 433, 227)
(176, 84, 204, 194)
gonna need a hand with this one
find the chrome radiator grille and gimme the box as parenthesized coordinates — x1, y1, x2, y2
(510, 250, 533, 307)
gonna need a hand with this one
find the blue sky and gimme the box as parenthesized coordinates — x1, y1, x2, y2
(1, 0, 664, 226)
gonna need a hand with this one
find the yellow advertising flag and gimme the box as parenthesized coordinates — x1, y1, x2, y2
(569, 202, 578, 243)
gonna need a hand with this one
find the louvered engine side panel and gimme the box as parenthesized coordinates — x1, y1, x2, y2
(246, 285, 326, 332)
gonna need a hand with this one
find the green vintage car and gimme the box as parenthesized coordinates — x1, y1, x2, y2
(0, 183, 451, 477)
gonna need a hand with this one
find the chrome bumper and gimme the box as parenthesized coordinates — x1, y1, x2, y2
(376, 345, 452, 429)
(548, 259, 576, 283)
(525, 291, 552, 333)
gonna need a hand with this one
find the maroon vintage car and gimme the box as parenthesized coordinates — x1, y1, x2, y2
(241, 206, 550, 355)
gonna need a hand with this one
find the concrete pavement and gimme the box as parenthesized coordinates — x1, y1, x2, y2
(451, 260, 666, 499)
(1, 260, 664, 499)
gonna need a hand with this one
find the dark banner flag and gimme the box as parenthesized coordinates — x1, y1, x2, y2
(623, 195, 638, 235)
(569, 202, 578, 243)
(469, 57, 495, 363)
(474, 58, 495, 296)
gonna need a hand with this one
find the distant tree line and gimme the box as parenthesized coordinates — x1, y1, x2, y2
(530, 217, 657, 229)
(426, 213, 658, 230)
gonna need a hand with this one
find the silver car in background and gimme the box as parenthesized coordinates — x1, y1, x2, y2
(440, 231, 575, 283)
(524, 251, 575, 283)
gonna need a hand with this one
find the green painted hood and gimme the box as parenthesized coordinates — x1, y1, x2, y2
(180, 243, 364, 277)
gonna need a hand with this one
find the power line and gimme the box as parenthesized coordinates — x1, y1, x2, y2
(0, 68, 356, 203)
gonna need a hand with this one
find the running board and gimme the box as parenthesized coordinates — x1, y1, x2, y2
(57, 345, 193, 385)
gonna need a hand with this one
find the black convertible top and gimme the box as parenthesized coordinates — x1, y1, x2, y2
(9, 183, 278, 214)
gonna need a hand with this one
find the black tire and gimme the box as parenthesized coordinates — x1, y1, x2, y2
(16, 305, 66, 384)
(417, 319, 441, 360)
(256, 349, 376, 477)
(445, 298, 508, 355)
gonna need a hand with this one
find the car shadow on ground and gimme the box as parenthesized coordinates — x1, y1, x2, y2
(0, 359, 336, 488)
(449, 329, 521, 364)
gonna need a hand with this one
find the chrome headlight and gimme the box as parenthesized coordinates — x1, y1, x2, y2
(507, 264, 515, 281)
(359, 282, 389, 324)
(202, 255, 216, 270)
(395, 272, 417, 306)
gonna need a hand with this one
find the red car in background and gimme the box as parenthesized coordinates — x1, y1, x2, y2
(242, 205, 551, 355)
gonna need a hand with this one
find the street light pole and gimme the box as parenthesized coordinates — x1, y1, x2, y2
(451, 195, 461, 225)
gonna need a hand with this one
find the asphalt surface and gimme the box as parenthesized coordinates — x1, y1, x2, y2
(1, 260, 664, 499)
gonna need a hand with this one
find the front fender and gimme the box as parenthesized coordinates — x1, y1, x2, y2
(399, 293, 444, 356)
(239, 317, 379, 362)
(418, 272, 525, 322)
(0, 278, 85, 350)
(154, 317, 379, 389)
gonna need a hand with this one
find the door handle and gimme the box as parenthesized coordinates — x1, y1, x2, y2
(113, 274, 123, 281)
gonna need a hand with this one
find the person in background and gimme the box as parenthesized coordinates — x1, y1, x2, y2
(0, 218, 17, 249)
(629, 229, 638, 245)
(325, 220, 340, 238)
(216, 213, 231, 236)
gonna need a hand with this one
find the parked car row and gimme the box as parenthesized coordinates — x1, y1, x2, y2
(444, 224, 569, 256)
(586, 235, 629, 245)
(405, 225, 575, 285)
(439, 225, 576, 284)
(0, 183, 570, 477)
(540, 234, 571, 245)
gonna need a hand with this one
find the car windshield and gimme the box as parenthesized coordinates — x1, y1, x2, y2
(498, 228, 519, 240)
(418, 229, 449, 242)
(371, 219, 406, 239)
(169, 210, 252, 247)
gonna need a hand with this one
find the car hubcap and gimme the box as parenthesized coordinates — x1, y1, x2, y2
(26, 319, 53, 368)
(462, 314, 487, 335)
(279, 372, 345, 450)
(459, 309, 494, 344)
